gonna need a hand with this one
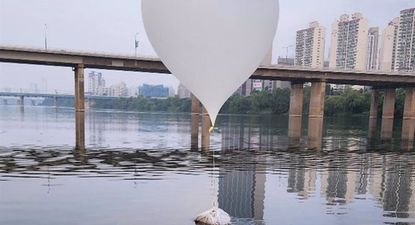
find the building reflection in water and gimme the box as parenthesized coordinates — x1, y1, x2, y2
(218, 118, 269, 224)
(218, 118, 415, 222)
(320, 151, 414, 220)
(88, 111, 106, 146)
(381, 157, 414, 218)
(319, 149, 353, 204)
(2, 123, 415, 223)
(218, 165, 265, 224)
(287, 154, 317, 200)
(219, 116, 288, 151)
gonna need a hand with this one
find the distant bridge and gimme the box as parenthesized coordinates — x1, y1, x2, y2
(0, 91, 127, 109)
(1, 45, 415, 150)
(0, 91, 124, 100)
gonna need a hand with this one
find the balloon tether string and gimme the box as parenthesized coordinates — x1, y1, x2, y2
(210, 125, 217, 208)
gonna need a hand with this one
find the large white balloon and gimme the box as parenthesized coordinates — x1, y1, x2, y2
(142, 0, 279, 126)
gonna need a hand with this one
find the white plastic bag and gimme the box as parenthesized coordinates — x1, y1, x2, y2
(195, 207, 231, 225)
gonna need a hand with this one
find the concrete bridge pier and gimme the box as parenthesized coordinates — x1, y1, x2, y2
(54, 96, 58, 108)
(191, 95, 201, 150)
(368, 89, 380, 139)
(288, 82, 304, 147)
(74, 64, 85, 150)
(201, 106, 211, 151)
(19, 96, 24, 109)
(380, 88, 396, 142)
(308, 81, 326, 150)
(401, 88, 415, 149)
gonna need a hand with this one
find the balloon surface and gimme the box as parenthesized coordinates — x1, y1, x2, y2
(142, 0, 279, 125)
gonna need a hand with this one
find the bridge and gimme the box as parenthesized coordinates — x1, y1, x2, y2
(1, 46, 415, 150)
(1, 46, 415, 86)
(0, 91, 127, 107)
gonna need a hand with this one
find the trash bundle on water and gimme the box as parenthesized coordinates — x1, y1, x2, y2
(195, 207, 231, 225)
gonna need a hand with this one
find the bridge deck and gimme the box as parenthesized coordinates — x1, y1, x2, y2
(1, 46, 415, 87)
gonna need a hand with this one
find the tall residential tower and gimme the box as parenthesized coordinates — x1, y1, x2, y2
(367, 27, 380, 71)
(396, 8, 415, 71)
(329, 13, 369, 71)
(295, 21, 326, 68)
(87, 71, 106, 95)
(379, 18, 400, 71)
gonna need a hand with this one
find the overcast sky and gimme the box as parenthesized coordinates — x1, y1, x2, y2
(0, 0, 414, 93)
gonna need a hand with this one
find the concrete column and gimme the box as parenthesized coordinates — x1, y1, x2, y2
(201, 106, 211, 151)
(19, 96, 24, 113)
(54, 96, 58, 108)
(74, 65, 85, 150)
(288, 82, 304, 147)
(401, 88, 415, 148)
(308, 81, 326, 150)
(191, 95, 201, 150)
(19, 96, 24, 107)
(368, 89, 379, 139)
(381, 88, 396, 141)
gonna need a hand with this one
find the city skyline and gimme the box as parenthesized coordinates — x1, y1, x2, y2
(0, 70, 177, 99)
(0, 0, 414, 93)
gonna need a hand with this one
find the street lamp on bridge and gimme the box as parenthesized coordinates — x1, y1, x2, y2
(134, 32, 140, 57)
(44, 24, 48, 50)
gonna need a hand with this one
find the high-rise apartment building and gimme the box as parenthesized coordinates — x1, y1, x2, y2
(87, 71, 106, 95)
(237, 48, 290, 96)
(329, 13, 369, 71)
(396, 8, 415, 71)
(108, 82, 128, 97)
(87, 71, 129, 97)
(295, 21, 326, 68)
(367, 27, 380, 71)
(177, 83, 191, 99)
(379, 18, 400, 71)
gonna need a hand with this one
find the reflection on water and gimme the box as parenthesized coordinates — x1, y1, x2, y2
(1, 106, 415, 225)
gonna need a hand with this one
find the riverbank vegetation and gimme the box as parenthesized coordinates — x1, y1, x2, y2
(42, 87, 406, 117)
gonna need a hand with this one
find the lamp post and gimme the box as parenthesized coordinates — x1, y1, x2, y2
(280, 45, 294, 66)
(282, 45, 294, 60)
(44, 24, 48, 50)
(134, 33, 139, 57)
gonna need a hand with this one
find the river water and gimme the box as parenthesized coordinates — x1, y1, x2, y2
(1, 106, 415, 225)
